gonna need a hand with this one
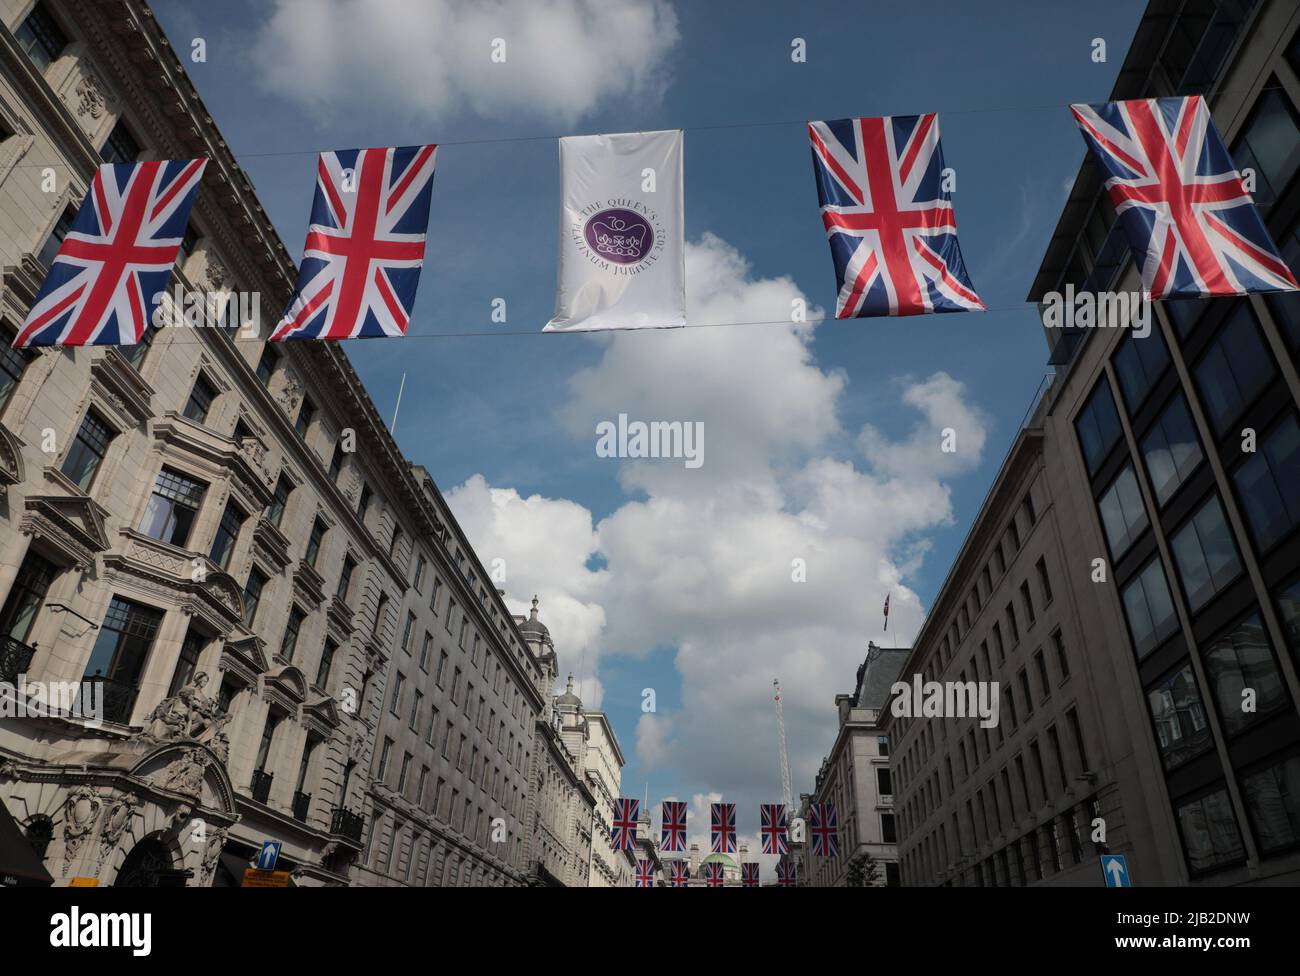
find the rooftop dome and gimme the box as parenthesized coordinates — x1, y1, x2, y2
(518, 595, 550, 638)
(556, 673, 583, 708)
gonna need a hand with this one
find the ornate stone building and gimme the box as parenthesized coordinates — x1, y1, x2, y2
(0, 0, 545, 886)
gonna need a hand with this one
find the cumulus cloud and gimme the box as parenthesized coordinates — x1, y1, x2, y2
(447, 232, 991, 828)
(251, 0, 679, 125)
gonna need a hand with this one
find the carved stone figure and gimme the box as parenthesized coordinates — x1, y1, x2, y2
(142, 671, 232, 751)
(63, 785, 102, 870)
(96, 792, 140, 870)
(159, 748, 208, 797)
(74, 74, 106, 119)
(200, 825, 230, 886)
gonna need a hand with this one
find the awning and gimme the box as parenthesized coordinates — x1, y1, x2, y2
(0, 799, 54, 887)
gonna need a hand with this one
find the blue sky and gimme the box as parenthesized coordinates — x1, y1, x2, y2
(151, 0, 1142, 853)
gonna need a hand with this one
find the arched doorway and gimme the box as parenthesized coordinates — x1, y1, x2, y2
(114, 837, 186, 887)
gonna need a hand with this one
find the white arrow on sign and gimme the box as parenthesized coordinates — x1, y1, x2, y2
(1105, 858, 1125, 884)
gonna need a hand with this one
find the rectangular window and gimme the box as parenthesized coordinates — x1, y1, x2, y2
(1175, 787, 1245, 874)
(1052, 628, 1069, 679)
(82, 597, 164, 721)
(140, 467, 206, 548)
(37, 207, 74, 270)
(1097, 464, 1149, 558)
(430, 577, 442, 615)
(295, 398, 316, 438)
(209, 501, 243, 571)
(1036, 557, 1053, 605)
(267, 475, 291, 527)
(1203, 613, 1290, 736)
(1113, 326, 1170, 410)
(877, 767, 893, 796)
(1066, 707, 1089, 773)
(168, 629, 204, 697)
(15, 2, 68, 72)
(337, 557, 355, 603)
(1019, 669, 1033, 716)
(1170, 494, 1241, 612)
(420, 632, 433, 671)
(0, 550, 56, 645)
(1121, 557, 1180, 659)
(1147, 662, 1213, 770)
(304, 518, 327, 568)
(402, 612, 415, 654)
(1232, 413, 1300, 553)
(1020, 580, 1036, 627)
(0, 326, 32, 416)
(1193, 302, 1277, 437)
(99, 121, 141, 164)
(410, 690, 422, 732)
(377, 737, 393, 781)
(62, 409, 114, 491)
(1005, 603, 1019, 645)
(279, 608, 304, 662)
(1075, 378, 1123, 475)
(1241, 755, 1300, 856)
(414, 555, 426, 592)
(183, 374, 218, 424)
(389, 672, 405, 716)
(1230, 88, 1300, 216)
(1140, 392, 1203, 507)
(243, 567, 266, 628)
(316, 639, 337, 688)
(1034, 649, 1051, 698)
(255, 345, 279, 386)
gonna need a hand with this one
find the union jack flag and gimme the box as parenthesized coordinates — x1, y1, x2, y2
(668, 859, 689, 887)
(15, 159, 207, 348)
(808, 114, 984, 318)
(272, 145, 438, 340)
(1070, 95, 1298, 299)
(776, 861, 797, 887)
(611, 797, 639, 852)
(635, 859, 655, 887)
(810, 802, 839, 857)
(741, 862, 759, 888)
(710, 802, 736, 854)
(760, 803, 789, 855)
(661, 800, 687, 853)
(703, 861, 725, 887)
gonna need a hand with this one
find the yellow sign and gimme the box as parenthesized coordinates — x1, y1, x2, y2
(242, 868, 291, 888)
(68, 877, 100, 887)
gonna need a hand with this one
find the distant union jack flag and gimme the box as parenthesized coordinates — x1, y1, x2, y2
(741, 862, 760, 888)
(703, 862, 725, 887)
(15, 159, 207, 349)
(635, 859, 654, 887)
(808, 114, 984, 318)
(611, 798, 639, 852)
(668, 860, 689, 887)
(776, 861, 797, 887)
(710, 802, 736, 854)
(272, 145, 438, 340)
(661, 800, 687, 853)
(761, 803, 789, 855)
(1071, 95, 1298, 299)
(810, 802, 839, 857)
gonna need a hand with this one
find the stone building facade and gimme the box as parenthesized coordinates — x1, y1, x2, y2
(0, 0, 545, 886)
(806, 643, 906, 887)
(888, 0, 1300, 886)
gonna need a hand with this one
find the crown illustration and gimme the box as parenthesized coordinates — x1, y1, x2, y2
(590, 215, 650, 258)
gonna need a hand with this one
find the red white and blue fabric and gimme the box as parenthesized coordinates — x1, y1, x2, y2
(741, 862, 759, 888)
(776, 862, 797, 887)
(710, 802, 736, 854)
(635, 859, 654, 887)
(669, 860, 689, 887)
(15, 159, 207, 348)
(1070, 95, 1298, 299)
(810, 802, 839, 857)
(661, 800, 687, 853)
(808, 114, 984, 317)
(272, 145, 438, 340)
(703, 862, 725, 887)
(611, 797, 639, 852)
(760, 803, 789, 855)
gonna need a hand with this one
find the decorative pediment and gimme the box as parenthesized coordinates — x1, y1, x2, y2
(300, 695, 343, 738)
(89, 349, 154, 428)
(253, 516, 291, 573)
(129, 741, 237, 816)
(105, 532, 242, 634)
(261, 664, 308, 710)
(21, 491, 111, 569)
(0, 423, 26, 490)
(221, 634, 269, 687)
(326, 594, 356, 642)
(151, 414, 274, 512)
(0, 258, 44, 314)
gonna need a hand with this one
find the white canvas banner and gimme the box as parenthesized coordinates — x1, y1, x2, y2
(545, 129, 685, 332)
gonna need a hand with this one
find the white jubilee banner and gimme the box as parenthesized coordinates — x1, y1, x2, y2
(545, 129, 685, 332)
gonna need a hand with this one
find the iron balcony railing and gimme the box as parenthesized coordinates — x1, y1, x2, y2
(292, 790, 312, 823)
(329, 807, 364, 844)
(250, 769, 274, 804)
(0, 636, 37, 686)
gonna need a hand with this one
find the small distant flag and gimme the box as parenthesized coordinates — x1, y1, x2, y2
(741, 862, 760, 887)
(272, 145, 438, 340)
(883, 592, 891, 631)
(711, 802, 736, 854)
(635, 859, 655, 887)
(611, 798, 639, 852)
(777, 861, 797, 887)
(669, 859, 689, 887)
(703, 862, 725, 887)
(810, 802, 839, 857)
(15, 159, 208, 348)
(761, 803, 789, 855)
(661, 800, 687, 853)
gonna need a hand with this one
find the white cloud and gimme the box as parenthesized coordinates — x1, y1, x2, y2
(251, 0, 679, 125)
(447, 233, 991, 828)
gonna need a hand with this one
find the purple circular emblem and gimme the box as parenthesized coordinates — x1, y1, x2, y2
(583, 208, 653, 265)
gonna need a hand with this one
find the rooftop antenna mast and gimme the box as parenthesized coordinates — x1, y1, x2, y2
(772, 678, 794, 813)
